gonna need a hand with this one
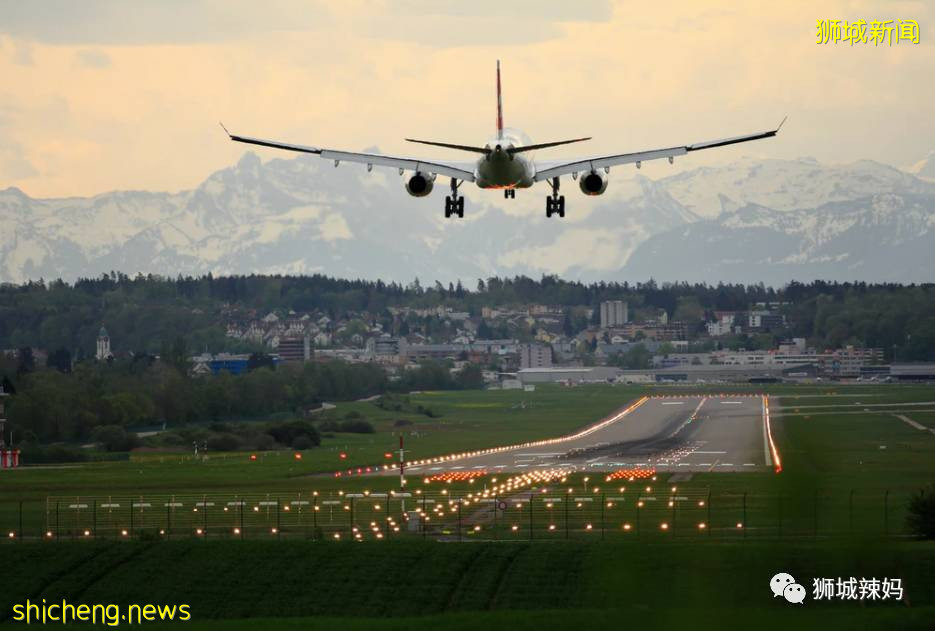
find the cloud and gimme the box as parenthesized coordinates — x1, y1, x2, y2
(0, 0, 331, 45)
(74, 48, 111, 68)
(0, 1, 932, 198)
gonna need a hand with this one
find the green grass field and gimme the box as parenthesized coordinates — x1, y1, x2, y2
(1, 540, 932, 630)
(0, 383, 933, 539)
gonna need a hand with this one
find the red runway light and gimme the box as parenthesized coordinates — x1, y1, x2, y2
(294, 452, 302, 460)
(249, 454, 257, 461)
(339, 452, 348, 459)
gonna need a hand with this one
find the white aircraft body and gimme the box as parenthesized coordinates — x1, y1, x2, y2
(223, 61, 783, 218)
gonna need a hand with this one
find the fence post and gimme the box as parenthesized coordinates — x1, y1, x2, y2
(457, 499, 462, 542)
(56, 501, 60, 541)
(91, 499, 96, 538)
(707, 491, 712, 538)
(883, 490, 889, 537)
(848, 490, 854, 535)
(240, 500, 244, 540)
(777, 495, 782, 539)
(129, 497, 134, 539)
(349, 497, 355, 539)
(742, 493, 747, 540)
(671, 494, 676, 539)
(601, 493, 606, 540)
(421, 494, 426, 540)
(494, 496, 499, 541)
(166, 501, 171, 539)
(276, 499, 281, 540)
(813, 490, 818, 539)
(636, 491, 642, 537)
(529, 492, 534, 541)
(18, 501, 22, 543)
(564, 497, 569, 539)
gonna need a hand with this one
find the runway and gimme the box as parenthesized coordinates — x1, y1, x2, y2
(402, 395, 773, 475)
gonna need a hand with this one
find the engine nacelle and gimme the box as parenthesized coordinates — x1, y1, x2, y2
(405, 171, 435, 197)
(579, 170, 608, 196)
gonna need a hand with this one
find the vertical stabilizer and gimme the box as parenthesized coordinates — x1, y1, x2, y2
(496, 60, 504, 140)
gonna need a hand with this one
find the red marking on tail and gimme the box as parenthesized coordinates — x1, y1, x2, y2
(496, 60, 503, 139)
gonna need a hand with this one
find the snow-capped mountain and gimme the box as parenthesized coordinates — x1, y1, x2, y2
(622, 194, 935, 285)
(907, 151, 935, 182)
(1, 152, 933, 285)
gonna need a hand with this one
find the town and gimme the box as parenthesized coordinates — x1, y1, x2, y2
(189, 298, 928, 385)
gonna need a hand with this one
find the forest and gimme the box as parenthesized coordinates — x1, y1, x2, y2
(1, 273, 934, 360)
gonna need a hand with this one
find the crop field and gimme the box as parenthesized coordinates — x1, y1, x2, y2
(1, 540, 932, 630)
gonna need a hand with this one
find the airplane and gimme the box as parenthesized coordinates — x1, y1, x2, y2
(222, 61, 784, 219)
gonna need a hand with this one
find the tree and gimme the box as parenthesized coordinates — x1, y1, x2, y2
(47, 348, 73, 373)
(477, 319, 493, 339)
(562, 313, 574, 337)
(907, 484, 935, 539)
(247, 353, 275, 372)
(16, 347, 34, 375)
(456, 363, 485, 390)
(91, 425, 140, 452)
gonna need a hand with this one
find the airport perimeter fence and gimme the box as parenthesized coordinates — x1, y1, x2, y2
(0, 487, 921, 543)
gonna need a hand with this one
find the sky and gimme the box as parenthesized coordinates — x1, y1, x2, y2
(0, 0, 933, 198)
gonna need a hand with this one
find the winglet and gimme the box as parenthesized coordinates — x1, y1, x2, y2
(776, 115, 788, 133)
(219, 121, 232, 138)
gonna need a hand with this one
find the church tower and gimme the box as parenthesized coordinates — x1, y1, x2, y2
(96, 326, 112, 360)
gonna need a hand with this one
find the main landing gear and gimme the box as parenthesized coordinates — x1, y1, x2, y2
(504, 189, 516, 199)
(545, 177, 565, 218)
(445, 178, 464, 218)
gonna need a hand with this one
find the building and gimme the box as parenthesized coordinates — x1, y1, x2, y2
(0, 386, 19, 469)
(600, 301, 628, 329)
(747, 311, 786, 331)
(517, 366, 621, 385)
(189, 353, 281, 376)
(96, 326, 113, 360)
(277, 335, 311, 362)
(520, 344, 552, 369)
(889, 364, 935, 381)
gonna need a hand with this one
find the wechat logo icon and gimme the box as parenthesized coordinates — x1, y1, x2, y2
(770, 572, 806, 604)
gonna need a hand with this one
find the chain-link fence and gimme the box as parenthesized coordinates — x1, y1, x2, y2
(0, 487, 917, 542)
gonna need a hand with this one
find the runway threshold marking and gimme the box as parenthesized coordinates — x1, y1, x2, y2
(661, 402, 685, 405)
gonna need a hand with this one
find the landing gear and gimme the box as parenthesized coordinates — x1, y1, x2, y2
(445, 178, 464, 218)
(545, 177, 565, 218)
(504, 189, 516, 199)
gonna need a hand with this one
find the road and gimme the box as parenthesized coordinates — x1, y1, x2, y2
(403, 395, 772, 475)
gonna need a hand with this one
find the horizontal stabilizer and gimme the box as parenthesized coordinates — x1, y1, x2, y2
(507, 137, 591, 154)
(405, 139, 489, 154)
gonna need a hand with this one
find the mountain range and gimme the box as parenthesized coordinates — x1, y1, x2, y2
(1, 150, 933, 285)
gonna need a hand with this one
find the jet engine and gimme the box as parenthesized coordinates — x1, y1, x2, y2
(579, 170, 608, 196)
(405, 171, 435, 197)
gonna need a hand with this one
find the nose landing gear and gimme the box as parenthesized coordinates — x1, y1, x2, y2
(445, 178, 464, 218)
(545, 177, 564, 218)
(504, 189, 516, 199)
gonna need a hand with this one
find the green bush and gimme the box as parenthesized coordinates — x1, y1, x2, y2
(907, 483, 935, 539)
(338, 419, 374, 434)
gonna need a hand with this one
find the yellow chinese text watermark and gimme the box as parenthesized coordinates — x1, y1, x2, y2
(816, 19, 920, 45)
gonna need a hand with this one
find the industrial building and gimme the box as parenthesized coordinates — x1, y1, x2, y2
(600, 300, 628, 329)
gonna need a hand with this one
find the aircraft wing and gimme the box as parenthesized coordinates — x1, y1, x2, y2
(222, 126, 476, 182)
(533, 119, 785, 182)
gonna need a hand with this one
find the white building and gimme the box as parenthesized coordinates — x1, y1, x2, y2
(600, 301, 628, 329)
(96, 326, 113, 360)
(520, 344, 552, 369)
